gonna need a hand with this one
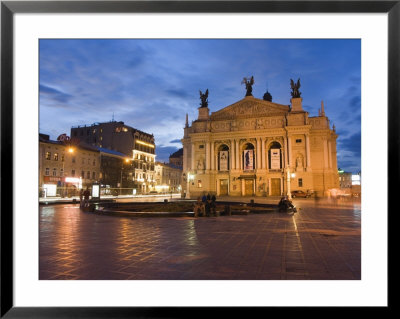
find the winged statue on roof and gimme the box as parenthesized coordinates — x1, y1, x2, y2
(290, 78, 301, 98)
(199, 89, 209, 108)
(242, 76, 254, 97)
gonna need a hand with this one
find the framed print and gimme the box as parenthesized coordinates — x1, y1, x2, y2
(1, 0, 397, 317)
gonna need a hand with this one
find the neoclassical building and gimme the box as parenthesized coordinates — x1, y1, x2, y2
(181, 79, 339, 198)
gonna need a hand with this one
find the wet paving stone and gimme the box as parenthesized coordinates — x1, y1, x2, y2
(39, 199, 361, 280)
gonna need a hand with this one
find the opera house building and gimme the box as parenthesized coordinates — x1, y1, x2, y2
(181, 78, 339, 198)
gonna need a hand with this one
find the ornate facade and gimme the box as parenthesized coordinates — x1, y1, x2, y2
(182, 87, 339, 198)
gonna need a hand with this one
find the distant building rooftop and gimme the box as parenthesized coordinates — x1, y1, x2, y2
(71, 120, 154, 137)
(169, 148, 183, 158)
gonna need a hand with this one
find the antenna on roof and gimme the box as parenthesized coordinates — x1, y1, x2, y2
(112, 112, 115, 122)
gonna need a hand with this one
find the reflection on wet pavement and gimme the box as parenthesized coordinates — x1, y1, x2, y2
(40, 198, 361, 280)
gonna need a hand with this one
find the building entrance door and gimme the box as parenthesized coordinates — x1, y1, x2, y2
(219, 179, 228, 196)
(270, 178, 281, 196)
(244, 179, 254, 196)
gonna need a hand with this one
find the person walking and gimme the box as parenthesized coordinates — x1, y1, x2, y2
(79, 189, 84, 208)
(83, 187, 90, 207)
(210, 194, 217, 216)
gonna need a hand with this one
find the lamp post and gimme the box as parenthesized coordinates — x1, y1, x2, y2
(120, 158, 130, 195)
(183, 172, 194, 199)
(61, 146, 74, 198)
(286, 169, 296, 200)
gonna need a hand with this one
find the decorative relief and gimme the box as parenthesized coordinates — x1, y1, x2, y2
(211, 100, 288, 121)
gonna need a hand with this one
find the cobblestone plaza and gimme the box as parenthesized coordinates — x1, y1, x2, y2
(39, 198, 361, 280)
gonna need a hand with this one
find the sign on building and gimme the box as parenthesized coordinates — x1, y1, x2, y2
(270, 149, 281, 169)
(219, 151, 228, 171)
(243, 150, 254, 171)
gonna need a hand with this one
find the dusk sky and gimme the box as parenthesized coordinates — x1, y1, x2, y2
(39, 39, 361, 173)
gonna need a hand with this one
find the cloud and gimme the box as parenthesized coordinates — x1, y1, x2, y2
(39, 39, 361, 173)
(348, 94, 361, 110)
(40, 84, 73, 104)
(338, 131, 361, 157)
(155, 145, 180, 163)
(165, 89, 191, 99)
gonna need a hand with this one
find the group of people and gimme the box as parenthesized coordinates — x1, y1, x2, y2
(193, 193, 217, 217)
(79, 187, 91, 208)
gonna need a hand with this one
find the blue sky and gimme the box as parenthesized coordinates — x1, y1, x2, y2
(39, 39, 361, 173)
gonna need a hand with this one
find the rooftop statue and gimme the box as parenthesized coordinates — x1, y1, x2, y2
(199, 89, 209, 108)
(242, 76, 254, 96)
(290, 78, 302, 98)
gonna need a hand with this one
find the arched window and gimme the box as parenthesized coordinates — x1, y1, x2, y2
(268, 141, 282, 170)
(243, 143, 255, 171)
(218, 144, 229, 171)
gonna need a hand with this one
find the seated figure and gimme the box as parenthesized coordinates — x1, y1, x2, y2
(278, 196, 295, 211)
(193, 197, 205, 217)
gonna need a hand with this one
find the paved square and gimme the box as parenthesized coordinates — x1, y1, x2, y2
(39, 198, 361, 280)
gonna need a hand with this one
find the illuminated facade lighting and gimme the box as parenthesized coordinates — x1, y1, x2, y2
(136, 140, 155, 148)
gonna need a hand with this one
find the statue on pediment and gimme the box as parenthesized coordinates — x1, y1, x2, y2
(199, 89, 209, 108)
(242, 76, 254, 96)
(290, 78, 301, 98)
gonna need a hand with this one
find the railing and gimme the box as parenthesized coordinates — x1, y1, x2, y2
(39, 187, 179, 199)
(39, 187, 140, 198)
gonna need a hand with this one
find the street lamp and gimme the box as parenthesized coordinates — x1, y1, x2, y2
(286, 170, 296, 200)
(120, 158, 131, 195)
(186, 172, 195, 199)
(62, 146, 74, 198)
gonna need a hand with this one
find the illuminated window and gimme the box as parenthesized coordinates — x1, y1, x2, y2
(46, 152, 51, 160)
(54, 153, 59, 161)
(198, 180, 202, 188)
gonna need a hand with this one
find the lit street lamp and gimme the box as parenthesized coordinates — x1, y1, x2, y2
(61, 146, 74, 197)
(186, 172, 195, 199)
(120, 158, 131, 195)
(286, 169, 296, 200)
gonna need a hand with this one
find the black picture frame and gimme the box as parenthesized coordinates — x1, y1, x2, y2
(1, 1, 396, 317)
